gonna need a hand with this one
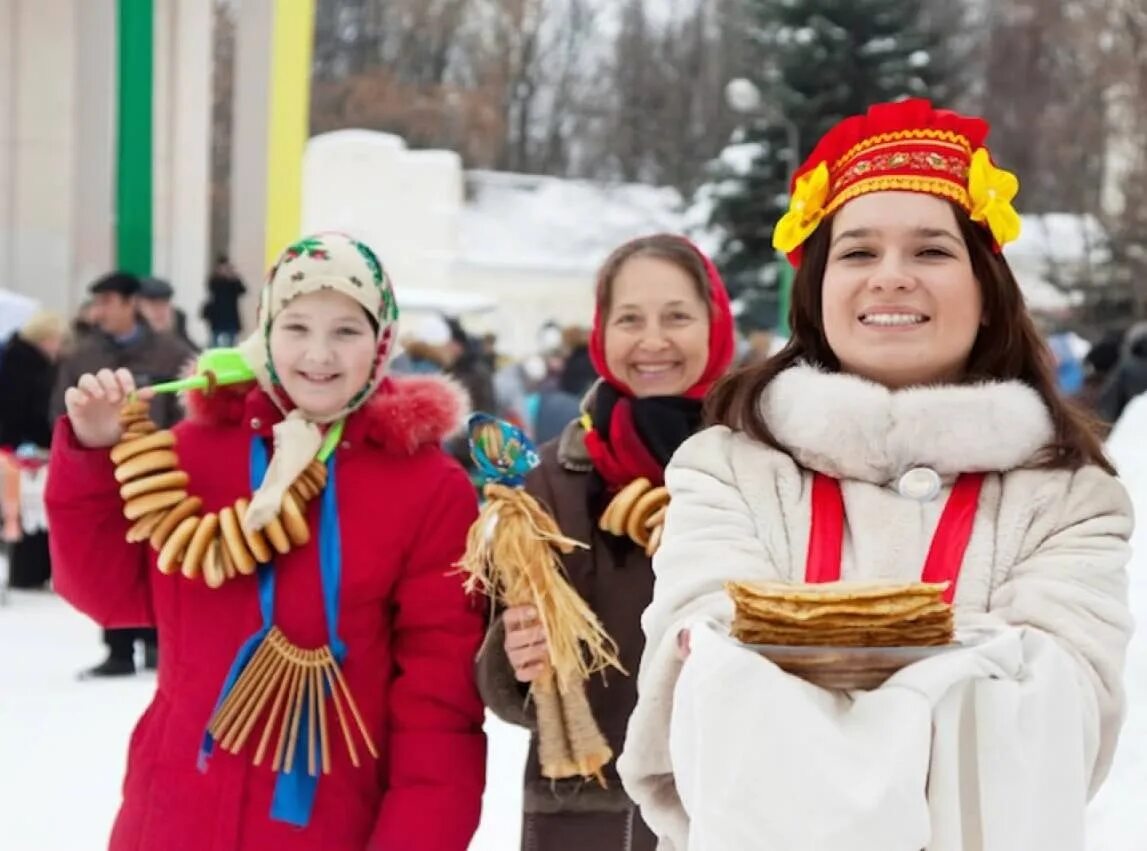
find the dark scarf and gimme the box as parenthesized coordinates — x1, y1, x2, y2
(584, 381, 702, 492)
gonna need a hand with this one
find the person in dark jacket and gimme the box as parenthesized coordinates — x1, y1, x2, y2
(475, 234, 735, 849)
(51, 271, 195, 677)
(202, 254, 247, 347)
(139, 276, 198, 352)
(0, 311, 65, 588)
(1096, 321, 1147, 425)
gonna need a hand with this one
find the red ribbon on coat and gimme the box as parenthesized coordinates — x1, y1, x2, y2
(805, 473, 985, 604)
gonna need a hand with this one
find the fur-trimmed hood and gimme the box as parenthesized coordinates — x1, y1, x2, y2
(184, 373, 470, 456)
(760, 365, 1055, 483)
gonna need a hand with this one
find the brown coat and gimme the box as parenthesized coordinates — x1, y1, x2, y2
(50, 322, 193, 428)
(475, 418, 657, 849)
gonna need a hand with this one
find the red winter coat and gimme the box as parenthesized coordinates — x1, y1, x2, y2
(46, 375, 487, 851)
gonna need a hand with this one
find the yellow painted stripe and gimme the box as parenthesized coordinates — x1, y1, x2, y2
(263, 0, 316, 267)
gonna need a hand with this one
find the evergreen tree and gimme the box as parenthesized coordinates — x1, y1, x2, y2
(703, 0, 958, 331)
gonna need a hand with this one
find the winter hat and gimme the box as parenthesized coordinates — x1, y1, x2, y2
(773, 98, 1022, 267)
(237, 231, 399, 530)
(588, 235, 736, 401)
(89, 271, 141, 298)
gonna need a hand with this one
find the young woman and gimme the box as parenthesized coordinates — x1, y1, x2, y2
(476, 233, 735, 849)
(46, 233, 486, 851)
(618, 100, 1133, 849)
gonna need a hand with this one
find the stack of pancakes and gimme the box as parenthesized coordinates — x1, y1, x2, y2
(728, 580, 954, 648)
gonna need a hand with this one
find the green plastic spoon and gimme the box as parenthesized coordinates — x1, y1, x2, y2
(147, 347, 256, 395)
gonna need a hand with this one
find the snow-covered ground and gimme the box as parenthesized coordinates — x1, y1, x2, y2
(0, 588, 530, 850)
(2, 402, 1145, 849)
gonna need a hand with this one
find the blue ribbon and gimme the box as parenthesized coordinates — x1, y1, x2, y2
(198, 437, 344, 828)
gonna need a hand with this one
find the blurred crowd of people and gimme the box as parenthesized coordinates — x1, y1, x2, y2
(3, 262, 1147, 674)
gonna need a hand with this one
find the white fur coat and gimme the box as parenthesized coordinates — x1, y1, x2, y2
(616, 366, 1134, 849)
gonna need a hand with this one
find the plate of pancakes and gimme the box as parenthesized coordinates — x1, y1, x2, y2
(727, 580, 962, 690)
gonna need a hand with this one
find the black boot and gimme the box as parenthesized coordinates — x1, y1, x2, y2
(78, 655, 136, 679)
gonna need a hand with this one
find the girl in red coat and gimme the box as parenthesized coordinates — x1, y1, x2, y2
(46, 232, 486, 851)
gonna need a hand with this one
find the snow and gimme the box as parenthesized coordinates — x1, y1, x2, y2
(458, 170, 685, 273)
(0, 586, 530, 850)
(716, 142, 767, 176)
(1086, 396, 1147, 850)
(2, 403, 1145, 848)
(1007, 213, 1110, 268)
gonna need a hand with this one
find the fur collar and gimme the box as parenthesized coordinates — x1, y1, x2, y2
(759, 365, 1054, 483)
(556, 381, 601, 472)
(185, 373, 469, 456)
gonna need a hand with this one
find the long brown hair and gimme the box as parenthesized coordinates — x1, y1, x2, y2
(705, 204, 1115, 474)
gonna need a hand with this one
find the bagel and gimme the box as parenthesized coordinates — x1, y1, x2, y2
(123, 421, 158, 438)
(219, 506, 256, 576)
(291, 476, 316, 503)
(110, 430, 175, 465)
(605, 477, 651, 536)
(626, 486, 669, 543)
(280, 492, 310, 547)
(202, 539, 226, 589)
(263, 513, 291, 555)
(234, 497, 272, 564)
(124, 488, 188, 521)
(218, 536, 238, 581)
(644, 504, 667, 530)
(598, 494, 620, 534)
(114, 449, 179, 484)
(120, 470, 190, 501)
(181, 512, 219, 580)
(645, 522, 664, 558)
(150, 496, 203, 550)
(158, 516, 199, 575)
(303, 461, 327, 490)
(127, 510, 168, 544)
(119, 402, 150, 423)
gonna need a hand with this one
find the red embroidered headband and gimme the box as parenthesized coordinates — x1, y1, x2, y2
(772, 98, 1022, 266)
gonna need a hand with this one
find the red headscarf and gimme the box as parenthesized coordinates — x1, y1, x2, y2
(583, 236, 736, 490)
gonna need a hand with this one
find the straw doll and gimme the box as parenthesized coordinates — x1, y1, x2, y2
(460, 413, 624, 783)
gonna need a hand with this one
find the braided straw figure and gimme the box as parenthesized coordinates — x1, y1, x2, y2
(459, 413, 625, 784)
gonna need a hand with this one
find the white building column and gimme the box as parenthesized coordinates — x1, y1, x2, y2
(0, 0, 14, 293)
(72, 0, 117, 295)
(153, 0, 213, 340)
(8, 0, 80, 313)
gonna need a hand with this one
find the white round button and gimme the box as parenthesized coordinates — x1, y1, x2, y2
(897, 467, 942, 501)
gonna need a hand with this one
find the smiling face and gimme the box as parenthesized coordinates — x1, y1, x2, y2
(602, 254, 710, 397)
(268, 289, 378, 418)
(822, 192, 983, 388)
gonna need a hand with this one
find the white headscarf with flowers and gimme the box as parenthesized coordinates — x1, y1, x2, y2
(237, 232, 399, 530)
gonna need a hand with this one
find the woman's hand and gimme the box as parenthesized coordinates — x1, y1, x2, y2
(503, 605, 550, 683)
(63, 368, 153, 449)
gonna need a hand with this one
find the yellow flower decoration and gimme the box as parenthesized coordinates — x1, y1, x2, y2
(772, 161, 831, 254)
(968, 148, 1022, 247)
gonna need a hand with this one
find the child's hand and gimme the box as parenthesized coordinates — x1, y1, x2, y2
(63, 368, 154, 449)
(503, 605, 550, 683)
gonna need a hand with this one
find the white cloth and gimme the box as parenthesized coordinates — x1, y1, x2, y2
(18, 466, 48, 535)
(617, 367, 1134, 848)
(670, 622, 1087, 851)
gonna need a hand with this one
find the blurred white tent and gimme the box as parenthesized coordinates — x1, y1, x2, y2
(0, 289, 40, 342)
(395, 287, 497, 316)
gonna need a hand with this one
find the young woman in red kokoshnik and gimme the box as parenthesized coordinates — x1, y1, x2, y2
(46, 233, 486, 851)
(618, 99, 1133, 850)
